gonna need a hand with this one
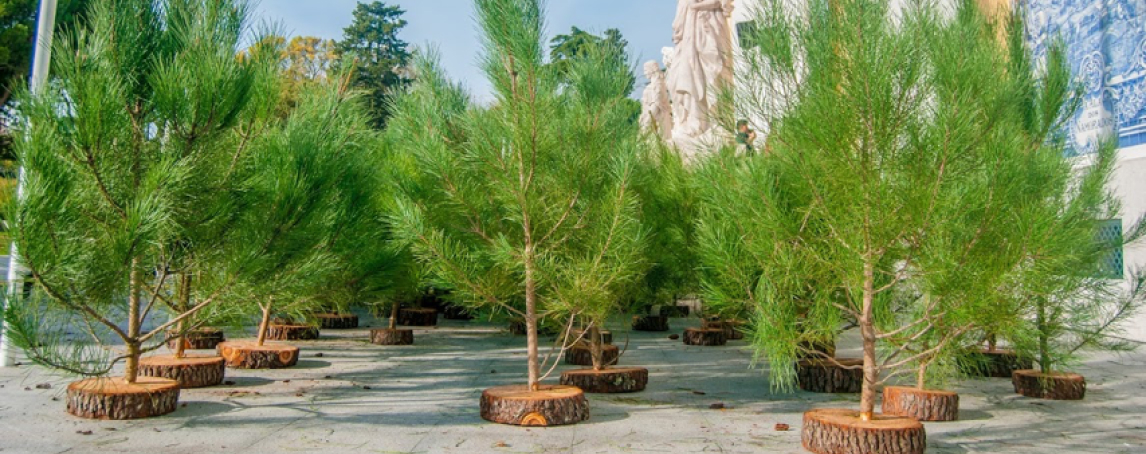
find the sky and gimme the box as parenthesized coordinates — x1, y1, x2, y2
(252, 0, 679, 103)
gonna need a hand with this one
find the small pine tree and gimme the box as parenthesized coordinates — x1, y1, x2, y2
(389, 0, 644, 390)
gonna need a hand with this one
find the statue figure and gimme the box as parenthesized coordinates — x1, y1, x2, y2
(639, 61, 673, 139)
(666, 0, 734, 141)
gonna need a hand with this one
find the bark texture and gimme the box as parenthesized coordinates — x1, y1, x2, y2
(802, 408, 926, 454)
(797, 358, 864, 393)
(881, 386, 959, 422)
(398, 308, 438, 327)
(266, 324, 320, 341)
(565, 344, 619, 366)
(1012, 369, 1086, 400)
(560, 367, 648, 393)
(66, 377, 180, 420)
(165, 328, 226, 351)
(316, 313, 359, 329)
(217, 341, 300, 369)
(138, 355, 226, 389)
(965, 348, 1032, 378)
(479, 385, 590, 426)
(370, 328, 414, 345)
(631, 315, 669, 332)
(683, 327, 727, 346)
(703, 319, 744, 340)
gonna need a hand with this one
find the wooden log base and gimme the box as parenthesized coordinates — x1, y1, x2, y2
(570, 329, 612, 345)
(479, 385, 590, 426)
(1012, 369, 1086, 400)
(683, 327, 727, 346)
(565, 344, 620, 367)
(266, 324, 319, 341)
(802, 408, 926, 454)
(66, 377, 180, 420)
(442, 305, 474, 320)
(165, 328, 225, 350)
(138, 355, 226, 389)
(217, 341, 300, 369)
(703, 320, 744, 340)
(370, 328, 414, 345)
(398, 308, 438, 327)
(315, 313, 358, 330)
(881, 386, 959, 421)
(632, 315, 669, 332)
(560, 367, 648, 393)
(966, 348, 1032, 378)
(797, 358, 864, 393)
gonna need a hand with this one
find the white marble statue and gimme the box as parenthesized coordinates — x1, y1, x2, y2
(639, 61, 673, 139)
(667, 0, 734, 142)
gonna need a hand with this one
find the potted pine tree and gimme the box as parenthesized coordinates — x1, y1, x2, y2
(388, 0, 644, 426)
(1, 0, 291, 418)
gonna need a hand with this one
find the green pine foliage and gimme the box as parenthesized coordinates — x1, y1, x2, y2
(388, 0, 645, 387)
(336, 1, 411, 129)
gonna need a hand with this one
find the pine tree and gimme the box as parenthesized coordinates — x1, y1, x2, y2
(389, 0, 644, 391)
(336, 1, 411, 129)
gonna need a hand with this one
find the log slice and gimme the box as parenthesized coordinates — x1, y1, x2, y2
(802, 408, 925, 454)
(571, 329, 613, 345)
(266, 324, 319, 341)
(66, 377, 180, 420)
(370, 328, 414, 345)
(479, 385, 590, 426)
(315, 313, 359, 330)
(683, 327, 727, 346)
(560, 367, 648, 393)
(632, 315, 669, 332)
(1012, 369, 1086, 400)
(881, 386, 959, 421)
(965, 348, 1032, 378)
(796, 358, 864, 393)
(398, 308, 438, 327)
(217, 341, 300, 369)
(165, 327, 225, 350)
(139, 355, 226, 389)
(565, 344, 620, 366)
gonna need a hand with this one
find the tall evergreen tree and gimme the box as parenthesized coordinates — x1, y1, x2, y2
(336, 1, 411, 128)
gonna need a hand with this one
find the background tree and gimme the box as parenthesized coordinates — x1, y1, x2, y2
(336, 1, 410, 128)
(549, 26, 639, 124)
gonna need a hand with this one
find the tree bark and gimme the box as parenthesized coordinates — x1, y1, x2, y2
(796, 358, 864, 393)
(560, 367, 648, 393)
(683, 327, 727, 346)
(316, 313, 358, 329)
(524, 254, 540, 391)
(125, 262, 142, 383)
(370, 328, 414, 345)
(480, 384, 590, 426)
(1012, 369, 1086, 400)
(566, 344, 619, 367)
(266, 324, 319, 340)
(217, 341, 300, 369)
(175, 273, 193, 358)
(390, 300, 400, 329)
(881, 386, 959, 421)
(139, 355, 226, 388)
(166, 328, 226, 350)
(256, 303, 272, 347)
(859, 259, 878, 421)
(802, 408, 925, 454)
(66, 377, 180, 420)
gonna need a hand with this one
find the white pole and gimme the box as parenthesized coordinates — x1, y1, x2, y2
(1, 0, 58, 367)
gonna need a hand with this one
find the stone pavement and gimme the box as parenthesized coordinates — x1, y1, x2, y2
(1, 314, 1144, 453)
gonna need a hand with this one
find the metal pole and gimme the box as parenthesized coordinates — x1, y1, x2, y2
(1, 0, 58, 367)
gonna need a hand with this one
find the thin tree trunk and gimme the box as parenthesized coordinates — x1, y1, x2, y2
(125, 260, 142, 383)
(917, 358, 929, 390)
(590, 325, 603, 371)
(525, 256, 540, 391)
(175, 274, 192, 359)
(1037, 298, 1049, 373)
(859, 259, 878, 421)
(256, 302, 272, 347)
(390, 300, 400, 330)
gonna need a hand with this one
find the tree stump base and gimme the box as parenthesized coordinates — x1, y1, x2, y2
(683, 327, 727, 346)
(165, 327, 225, 350)
(370, 328, 414, 345)
(802, 408, 925, 454)
(442, 305, 474, 320)
(217, 341, 300, 369)
(66, 377, 180, 420)
(966, 348, 1032, 378)
(560, 367, 648, 393)
(565, 344, 620, 366)
(881, 386, 959, 421)
(138, 355, 226, 389)
(398, 308, 438, 327)
(1012, 369, 1086, 400)
(479, 385, 590, 426)
(703, 319, 744, 340)
(570, 329, 612, 345)
(796, 358, 864, 393)
(632, 314, 669, 332)
(315, 313, 358, 329)
(266, 324, 319, 341)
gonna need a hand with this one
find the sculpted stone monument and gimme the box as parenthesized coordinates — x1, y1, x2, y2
(639, 61, 673, 139)
(663, 0, 735, 158)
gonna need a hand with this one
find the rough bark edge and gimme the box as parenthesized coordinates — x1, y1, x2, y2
(560, 367, 648, 393)
(370, 328, 414, 345)
(479, 385, 590, 426)
(802, 408, 926, 454)
(683, 327, 728, 346)
(796, 358, 864, 394)
(165, 328, 226, 350)
(66, 377, 180, 420)
(138, 355, 226, 389)
(565, 344, 620, 366)
(1012, 369, 1086, 400)
(316, 313, 359, 329)
(266, 324, 320, 341)
(881, 386, 959, 422)
(216, 341, 301, 369)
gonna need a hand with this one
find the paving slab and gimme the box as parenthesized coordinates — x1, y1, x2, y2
(1, 314, 1144, 453)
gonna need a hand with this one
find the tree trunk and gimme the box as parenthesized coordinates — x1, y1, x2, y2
(389, 300, 400, 330)
(525, 258, 540, 391)
(589, 326, 603, 370)
(1037, 299, 1050, 374)
(256, 302, 272, 347)
(175, 274, 192, 359)
(125, 262, 142, 383)
(859, 260, 878, 421)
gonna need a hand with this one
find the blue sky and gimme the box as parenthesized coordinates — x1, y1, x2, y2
(252, 0, 678, 102)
